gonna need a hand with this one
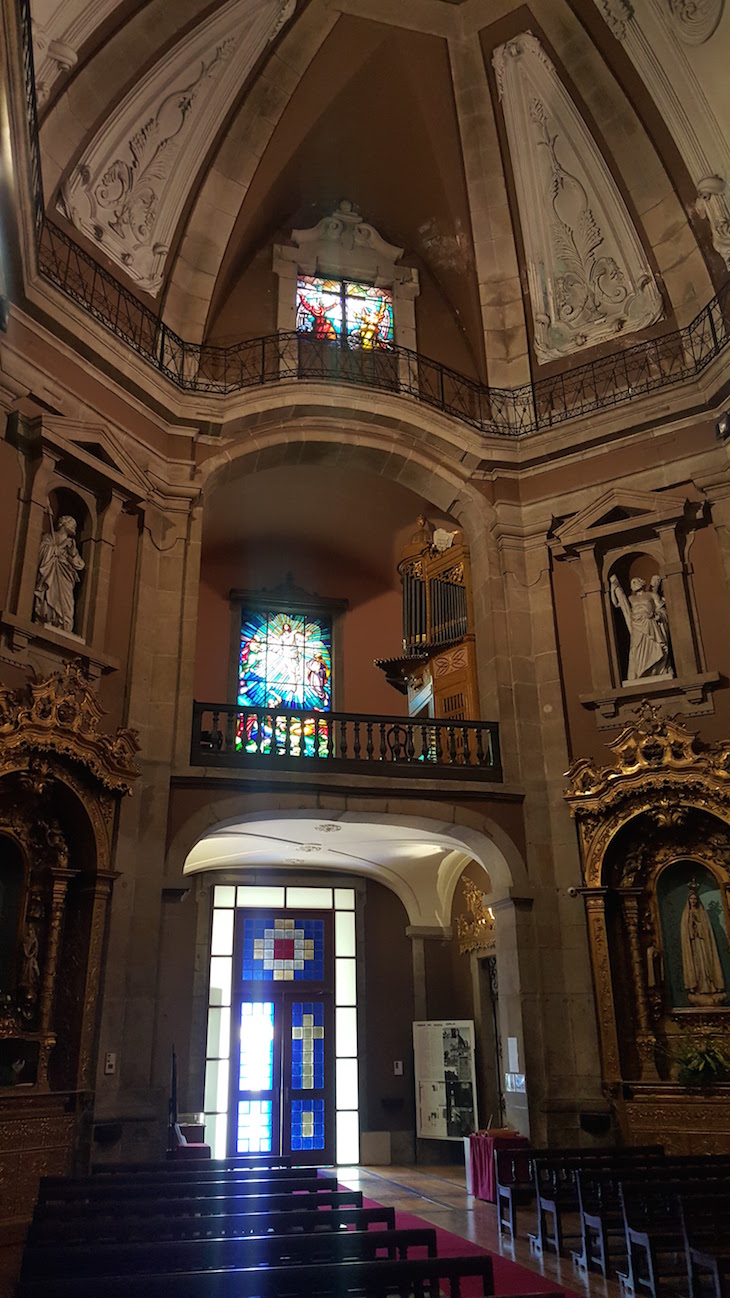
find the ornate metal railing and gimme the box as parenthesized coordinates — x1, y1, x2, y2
(191, 702, 502, 780)
(15, 0, 730, 437)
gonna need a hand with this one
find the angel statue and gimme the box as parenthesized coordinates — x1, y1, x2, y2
(609, 572, 673, 683)
(33, 513, 85, 634)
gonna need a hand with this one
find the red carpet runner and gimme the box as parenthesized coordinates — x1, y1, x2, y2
(361, 1194, 577, 1298)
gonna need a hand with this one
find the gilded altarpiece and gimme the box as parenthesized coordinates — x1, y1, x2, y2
(0, 664, 138, 1233)
(565, 705, 730, 1153)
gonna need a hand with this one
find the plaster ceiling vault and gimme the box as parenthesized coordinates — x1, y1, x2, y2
(29, 0, 728, 381)
(181, 811, 511, 928)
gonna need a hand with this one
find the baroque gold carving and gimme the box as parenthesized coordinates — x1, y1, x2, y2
(565, 702, 730, 886)
(456, 878, 495, 954)
(0, 661, 140, 793)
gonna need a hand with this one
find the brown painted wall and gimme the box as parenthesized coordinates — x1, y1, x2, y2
(194, 543, 405, 715)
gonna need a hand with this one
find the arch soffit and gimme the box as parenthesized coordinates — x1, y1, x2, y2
(167, 800, 529, 928)
(195, 421, 492, 522)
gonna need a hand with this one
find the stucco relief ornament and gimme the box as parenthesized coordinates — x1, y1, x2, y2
(493, 33, 663, 362)
(57, 0, 291, 294)
(666, 0, 724, 43)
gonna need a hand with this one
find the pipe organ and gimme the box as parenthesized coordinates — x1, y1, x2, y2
(375, 518, 480, 722)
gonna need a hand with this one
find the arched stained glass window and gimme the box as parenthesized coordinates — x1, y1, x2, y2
(238, 610, 332, 713)
(296, 276, 394, 350)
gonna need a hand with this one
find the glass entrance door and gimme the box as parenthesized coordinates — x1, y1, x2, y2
(229, 910, 335, 1162)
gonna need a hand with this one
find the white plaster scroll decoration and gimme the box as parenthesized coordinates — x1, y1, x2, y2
(492, 33, 663, 363)
(57, 0, 295, 295)
(666, 0, 724, 43)
(31, 0, 124, 108)
(291, 200, 407, 283)
(594, 0, 730, 267)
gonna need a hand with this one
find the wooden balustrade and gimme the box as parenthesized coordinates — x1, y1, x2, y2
(191, 703, 501, 780)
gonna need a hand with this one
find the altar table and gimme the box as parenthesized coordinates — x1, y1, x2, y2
(468, 1131, 530, 1201)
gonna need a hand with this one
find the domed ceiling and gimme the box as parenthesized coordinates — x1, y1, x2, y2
(26, 0, 730, 389)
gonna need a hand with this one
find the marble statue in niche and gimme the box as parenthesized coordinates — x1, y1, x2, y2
(681, 882, 727, 1005)
(33, 514, 85, 634)
(609, 572, 673, 683)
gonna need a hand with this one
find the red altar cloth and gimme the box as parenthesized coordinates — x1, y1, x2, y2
(469, 1131, 530, 1201)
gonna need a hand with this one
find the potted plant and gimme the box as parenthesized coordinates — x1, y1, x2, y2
(674, 1037, 730, 1087)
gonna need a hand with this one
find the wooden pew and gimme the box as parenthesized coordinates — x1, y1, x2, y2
(27, 1202, 394, 1248)
(20, 1225, 439, 1280)
(34, 1188, 365, 1224)
(16, 1252, 500, 1298)
(494, 1145, 663, 1245)
(529, 1148, 665, 1257)
(90, 1158, 307, 1177)
(37, 1171, 337, 1203)
(680, 1192, 730, 1298)
(619, 1173, 730, 1298)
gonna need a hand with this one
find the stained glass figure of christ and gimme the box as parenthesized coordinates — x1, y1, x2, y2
(237, 610, 332, 756)
(296, 276, 394, 350)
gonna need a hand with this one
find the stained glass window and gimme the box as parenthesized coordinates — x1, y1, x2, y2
(290, 1098, 325, 1151)
(296, 276, 394, 350)
(242, 916, 325, 983)
(292, 1002, 324, 1090)
(238, 610, 332, 712)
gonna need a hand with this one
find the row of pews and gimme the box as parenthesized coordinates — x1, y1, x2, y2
(18, 1157, 556, 1298)
(495, 1144, 730, 1297)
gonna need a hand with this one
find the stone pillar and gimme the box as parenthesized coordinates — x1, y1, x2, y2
(86, 492, 125, 652)
(575, 548, 616, 691)
(448, 37, 530, 394)
(656, 523, 699, 678)
(406, 926, 446, 1021)
(76, 869, 117, 1091)
(492, 895, 536, 1139)
(97, 497, 195, 1156)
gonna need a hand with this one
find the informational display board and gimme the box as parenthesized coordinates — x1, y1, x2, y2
(412, 1019, 478, 1140)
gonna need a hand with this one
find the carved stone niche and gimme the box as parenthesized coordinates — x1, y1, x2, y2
(1, 412, 147, 679)
(550, 487, 718, 728)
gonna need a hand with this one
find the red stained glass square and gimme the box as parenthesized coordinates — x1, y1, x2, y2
(273, 939, 295, 959)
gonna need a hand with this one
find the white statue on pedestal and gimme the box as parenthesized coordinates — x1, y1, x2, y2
(33, 514, 85, 634)
(609, 573, 673, 683)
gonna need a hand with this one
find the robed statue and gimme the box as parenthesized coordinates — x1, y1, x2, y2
(609, 572, 673, 682)
(33, 514, 85, 633)
(680, 884, 726, 1006)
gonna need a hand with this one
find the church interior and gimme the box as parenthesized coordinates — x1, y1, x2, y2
(1, 0, 730, 1286)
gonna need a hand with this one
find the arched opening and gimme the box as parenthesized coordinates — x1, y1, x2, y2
(179, 807, 523, 1163)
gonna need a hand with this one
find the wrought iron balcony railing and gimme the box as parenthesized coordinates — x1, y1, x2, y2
(15, 0, 730, 438)
(191, 703, 502, 781)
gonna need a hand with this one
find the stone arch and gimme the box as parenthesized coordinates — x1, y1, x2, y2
(167, 796, 528, 928)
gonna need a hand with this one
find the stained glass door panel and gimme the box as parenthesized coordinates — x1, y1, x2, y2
(230, 910, 335, 1163)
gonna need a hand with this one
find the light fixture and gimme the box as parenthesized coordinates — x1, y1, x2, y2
(715, 410, 730, 441)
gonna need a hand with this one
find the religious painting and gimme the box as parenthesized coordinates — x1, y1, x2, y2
(657, 860, 730, 1009)
(296, 276, 394, 350)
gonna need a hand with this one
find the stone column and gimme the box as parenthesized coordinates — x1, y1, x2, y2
(622, 889, 659, 1081)
(86, 492, 125, 652)
(97, 496, 195, 1157)
(447, 36, 530, 396)
(76, 869, 117, 1091)
(406, 926, 446, 1021)
(574, 547, 616, 691)
(656, 523, 699, 678)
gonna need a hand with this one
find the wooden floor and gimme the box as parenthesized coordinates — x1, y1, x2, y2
(0, 1162, 625, 1298)
(338, 1164, 624, 1298)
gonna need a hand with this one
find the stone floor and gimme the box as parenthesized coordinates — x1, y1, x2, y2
(338, 1164, 623, 1298)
